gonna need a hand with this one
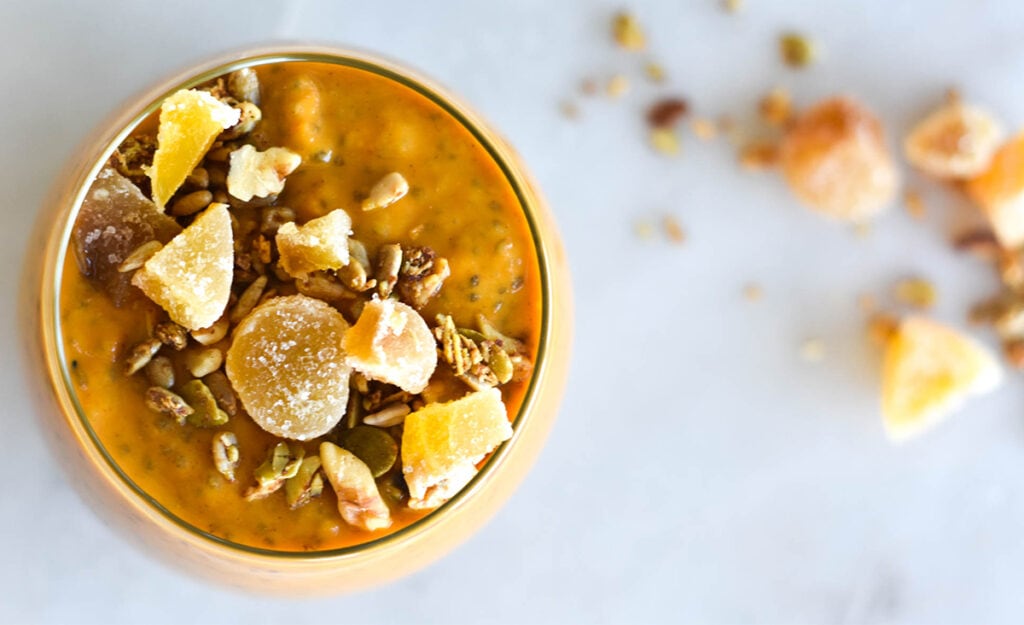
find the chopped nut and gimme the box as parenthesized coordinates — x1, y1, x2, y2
(226, 144, 301, 202)
(375, 243, 403, 299)
(144, 386, 193, 424)
(904, 190, 926, 220)
(362, 172, 409, 211)
(606, 75, 630, 99)
(647, 98, 689, 129)
(780, 33, 817, 68)
(117, 240, 163, 273)
(759, 87, 792, 127)
(644, 61, 666, 83)
(691, 118, 718, 141)
(111, 135, 156, 188)
(220, 101, 262, 140)
(362, 403, 412, 428)
(435, 314, 484, 377)
(953, 229, 1001, 262)
(894, 278, 937, 310)
(612, 11, 646, 51)
(154, 321, 189, 351)
(169, 189, 213, 217)
(663, 215, 686, 244)
(905, 100, 1003, 179)
(226, 68, 260, 104)
(191, 316, 229, 346)
(184, 348, 224, 378)
(650, 129, 681, 156)
(144, 356, 175, 389)
(229, 275, 267, 323)
(739, 142, 778, 171)
(319, 442, 391, 531)
(125, 338, 163, 375)
(212, 432, 240, 482)
(397, 247, 450, 309)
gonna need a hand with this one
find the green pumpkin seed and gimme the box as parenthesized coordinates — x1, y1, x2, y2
(335, 426, 397, 478)
(487, 347, 514, 384)
(285, 456, 324, 509)
(179, 380, 229, 428)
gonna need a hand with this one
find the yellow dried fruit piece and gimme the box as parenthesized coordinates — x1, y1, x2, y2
(967, 132, 1024, 249)
(612, 12, 645, 51)
(778, 97, 899, 222)
(147, 89, 240, 211)
(225, 295, 351, 440)
(905, 101, 1002, 180)
(319, 442, 392, 531)
(342, 298, 437, 394)
(882, 317, 1001, 442)
(401, 388, 512, 509)
(275, 208, 351, 278)
(131, 203, 233, 330)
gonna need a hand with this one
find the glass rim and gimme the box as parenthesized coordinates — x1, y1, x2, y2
(45, 46, 554, 561)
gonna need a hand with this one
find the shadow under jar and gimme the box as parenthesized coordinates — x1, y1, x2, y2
(34, 46, 572, 594)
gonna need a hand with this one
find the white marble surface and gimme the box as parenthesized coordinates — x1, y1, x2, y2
(5, 1, 1024, 623)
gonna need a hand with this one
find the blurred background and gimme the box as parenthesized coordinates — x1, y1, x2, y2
(5, 1, 1024, 623)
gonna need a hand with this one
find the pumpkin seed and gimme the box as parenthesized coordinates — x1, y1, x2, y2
(334, 426, 397, 478)
(284, 456, 324, 509)
(487, 347, 514, 384)
(144, 355, 175, 388)
(178, 379, 229, 428)
(125, 338, 162, 375)
(245, 442, 305, 501)
(203, 370, 238, 417)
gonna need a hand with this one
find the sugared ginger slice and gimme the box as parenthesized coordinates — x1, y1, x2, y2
(276, 208, 351, 278)
(131, 203, 232, 330)
(905, 101, 1003, 179)
(73, 167, 181, 306)
(343, 298, 437, 393)
(967, 132, 1024, 249)
(882, 316, 1001, 442)
(319, 442, 392, 531)
(779, 97, 899, 222)
(147, 89, 239, 210)
(226, 295, 351, 440)
(402, 388, 512, 509)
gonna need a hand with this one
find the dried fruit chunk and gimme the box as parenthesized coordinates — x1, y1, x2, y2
(401, 388, 512, 509)
(148, 89, 240, 210)
(73, 168, 181, 305)
(342, 298, 437, 394)
(967, 133, 1024, 249)
(226, 144, 301, 202)
(225, 295, 351, 440)
(882, 317, 1002, 442)
(319, 442, 392, 531)
(131, 204, 233, 330)
(276, 208, 352, 278)
(778, 97, 899, 222)
(905, 101, 1003, 179)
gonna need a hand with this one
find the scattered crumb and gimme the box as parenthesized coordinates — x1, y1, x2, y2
(559, 101, 580, 119)
(945, 87, 962, 105)
(853, 222, 873, 238)
(644, 61, 666, 83)
(580, 78, 598, 96)
(742, 283, 763, 301)
(612, 11, 646, 51)
(904, 190, 926, 220)
(650, 129, 681, 156)
(894, 277, 937, 310)
(779, 33, 817, 68)
(719, 115, 742, 145)
(691, 117, 718, 141)
(663, 215, 686, 244)
(647, 97, 690, 129)
(739, 142, 778, 171)
(800, 338, 826, 362)
(1004, 339, 1024, 369)
(867, 313, 899, 347)
(634, 219, 655, 239)
(759, 87, 793, 127)
(952, 229, 1000, 262)
(722, 0, 744, 13)
(857, 293, 878, 314)
(607, 74, 630, 99)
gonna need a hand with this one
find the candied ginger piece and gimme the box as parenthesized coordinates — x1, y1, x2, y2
(342, 298, 437, 394)
(73, 167, 181, 306)
(276, 208, 352, 278)
(967, 132, 1024, 249)
(882, 317, 1001, 442)
(778, 97, 899, 222)
(319, 442, 392, 531)
(226, 144, 301, 202)
(225, 295, 351, 440)
(401, 388, 512, 509)
(148, 89, 239, 210)
(131, 203, 232, 330)
(905, 101, 1003, 179)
